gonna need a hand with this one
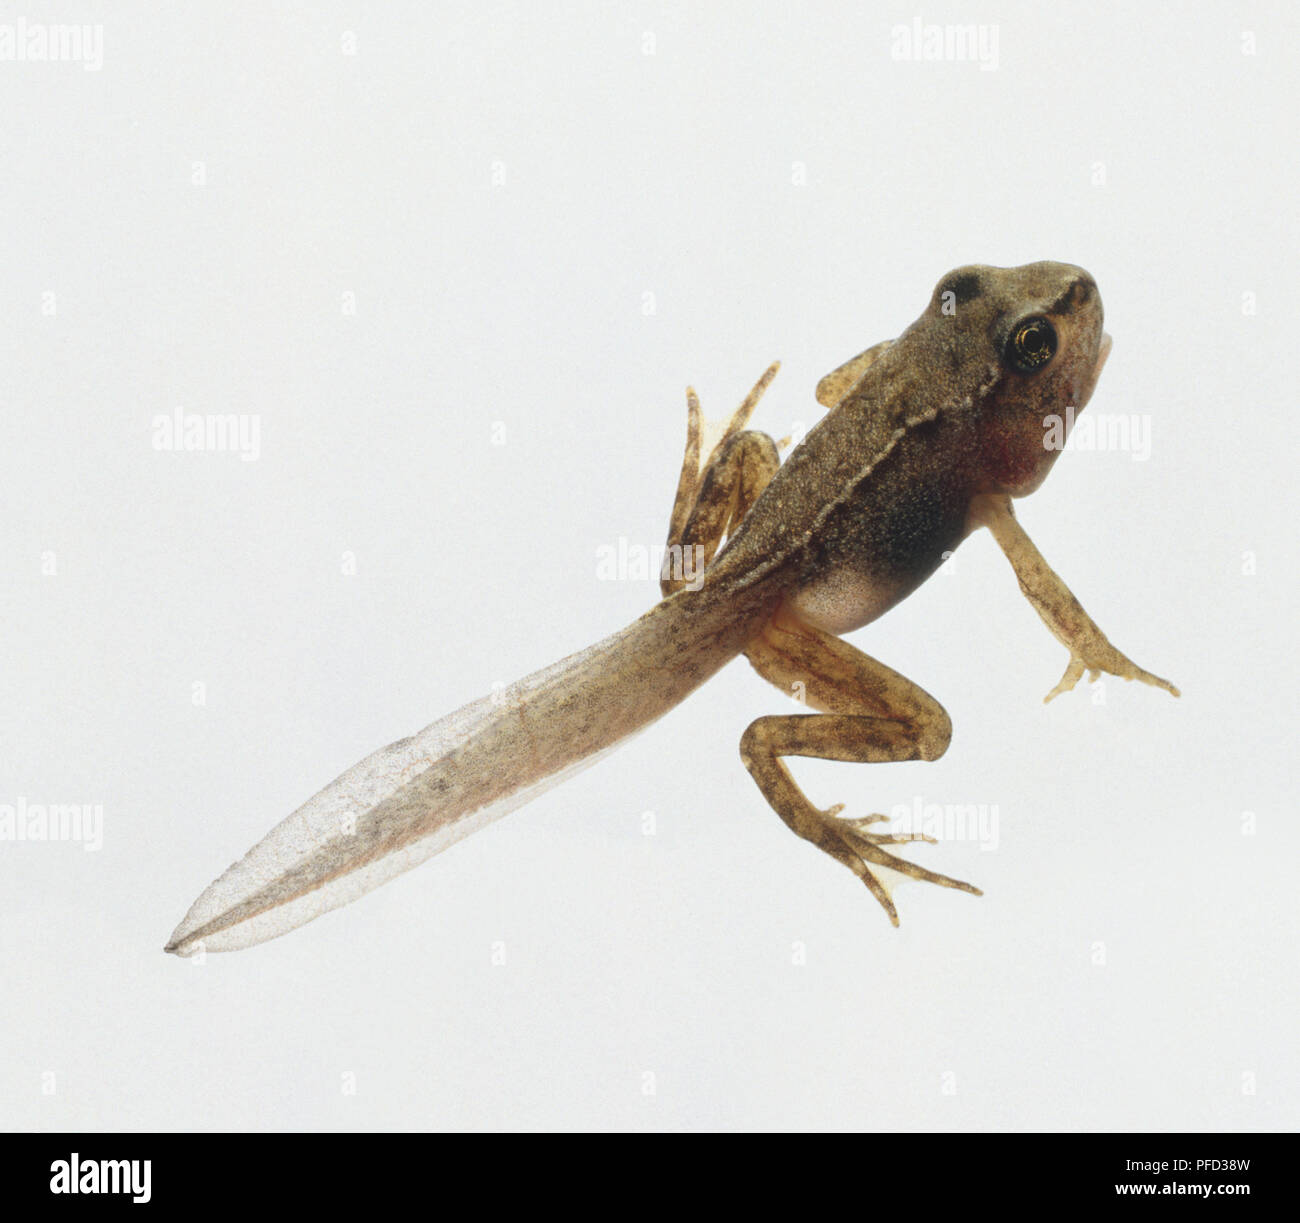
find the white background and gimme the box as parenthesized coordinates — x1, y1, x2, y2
(2, 1, 1296, 1131)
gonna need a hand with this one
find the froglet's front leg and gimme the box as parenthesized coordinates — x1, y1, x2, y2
(970, 493, 1180, 702)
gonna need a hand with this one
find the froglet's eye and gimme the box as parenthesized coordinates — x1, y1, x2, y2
(1006, 317, 1057, 373)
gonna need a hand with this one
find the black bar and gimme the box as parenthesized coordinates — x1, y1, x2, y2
(0, 1131, 1289, 1211)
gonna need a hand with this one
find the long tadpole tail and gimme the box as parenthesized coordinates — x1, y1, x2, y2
(165, 588, 760, 955)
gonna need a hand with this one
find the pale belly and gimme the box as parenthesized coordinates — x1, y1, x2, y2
(784, 565, 915, 636)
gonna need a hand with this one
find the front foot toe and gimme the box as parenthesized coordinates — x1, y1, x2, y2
(1044, 651, 1180, 703)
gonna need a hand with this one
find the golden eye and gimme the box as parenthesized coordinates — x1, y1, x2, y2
(1006, 316, 1057, 373)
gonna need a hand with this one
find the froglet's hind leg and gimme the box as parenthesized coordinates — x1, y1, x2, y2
(661, 364, 781, 596)
(740, 610, 981, 925)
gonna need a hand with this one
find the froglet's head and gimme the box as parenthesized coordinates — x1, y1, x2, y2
(915, 261, 1110, 497)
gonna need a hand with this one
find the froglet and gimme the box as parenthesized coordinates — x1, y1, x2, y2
(166, 261, 1178, 955)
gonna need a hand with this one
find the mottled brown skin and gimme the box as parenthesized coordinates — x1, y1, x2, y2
(705, 265, 1108, 613)
(664, 261, 1177, 924)
(166, 261, 1180, 955)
